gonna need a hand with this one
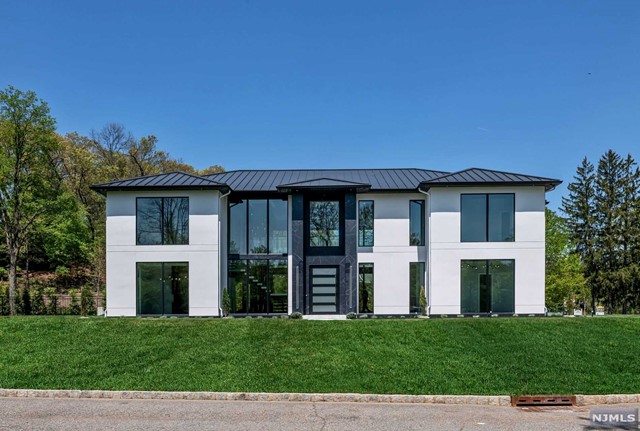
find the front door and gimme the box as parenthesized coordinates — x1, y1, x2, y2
(310, 266, 339, 314)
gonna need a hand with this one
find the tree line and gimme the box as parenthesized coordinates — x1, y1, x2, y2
(549, 150, 640, 314)
(0, 85, 223, 315)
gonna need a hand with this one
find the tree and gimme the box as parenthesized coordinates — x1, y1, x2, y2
(545, 209, 587, 312)
(561, 157, 597, 313)
(0, 86, 60, 315)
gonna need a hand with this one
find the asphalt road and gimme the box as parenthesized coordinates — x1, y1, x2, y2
(0, 397, 636, 431)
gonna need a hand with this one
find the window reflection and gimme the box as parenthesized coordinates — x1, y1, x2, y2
(358, 201, 374, 247)
(309, 201, 340, 247)
(136, 197, 189, 245)
(136, 262, 189, 315)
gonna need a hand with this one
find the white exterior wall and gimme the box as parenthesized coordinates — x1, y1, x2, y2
(105, 190, 221, 317)
(428, 186, 546, 315)
(356, 193, 427, 314)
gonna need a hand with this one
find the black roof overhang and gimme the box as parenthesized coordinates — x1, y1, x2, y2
(419, 180, 562, 192)
(90, 184, 231, 196)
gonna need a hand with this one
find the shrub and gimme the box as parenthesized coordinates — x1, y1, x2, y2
(21, 288, 32, 315)
(31, 287, 46, 315)
(44, 287, 58, 315)
(346, 312, 357, 320)
(0, 267, 7, 281)
(221, 288, 231, 317)
(68, 289, 81, 315)
(289, 312, 303, 320)
(81, 286, 96, 316)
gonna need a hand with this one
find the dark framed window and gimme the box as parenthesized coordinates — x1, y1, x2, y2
(309, 200, 341, 247)
(310, 266, 339, 314)
(136, 262, 189, 315)
(358, 201, 374, 247)
(136, 197, 189, 245)
(461, 194, 515, 242)
(228, 198, 288, 255)
(461, 260, 514, 314)
(228, 259, 288, 314)
(358, 263, 374, 313)
(409, 262, 425, 314)
(409, 200, 425, 246)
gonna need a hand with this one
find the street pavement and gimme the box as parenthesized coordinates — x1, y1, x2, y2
(0, 397, 637, 430)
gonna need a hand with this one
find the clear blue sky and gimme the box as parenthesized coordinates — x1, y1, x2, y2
(2, 1, 639, 209)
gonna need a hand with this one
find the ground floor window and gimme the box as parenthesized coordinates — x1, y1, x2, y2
(358, 263, 374, 313)
(409, 262, 425, 314)
(136, 262, 189, 315)
(461, 259, 515, 314)
(228, 259, 288, 314)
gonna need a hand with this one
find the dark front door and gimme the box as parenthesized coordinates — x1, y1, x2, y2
(310, 266, 339, 314)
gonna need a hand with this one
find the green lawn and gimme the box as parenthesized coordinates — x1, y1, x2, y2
(0, 316, 638, 395)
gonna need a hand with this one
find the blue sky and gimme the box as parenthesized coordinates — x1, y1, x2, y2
(1, 0, 639, 209)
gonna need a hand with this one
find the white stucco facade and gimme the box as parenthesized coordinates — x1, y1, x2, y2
(102, 180, 550, 317)
(428, 186, 546, 315)
(105, 189, 221, 317)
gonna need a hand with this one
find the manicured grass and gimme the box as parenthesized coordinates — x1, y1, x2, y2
(0, 316, 638, 395)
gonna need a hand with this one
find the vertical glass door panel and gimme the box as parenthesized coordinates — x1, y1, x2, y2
(311, 266, 338, 313)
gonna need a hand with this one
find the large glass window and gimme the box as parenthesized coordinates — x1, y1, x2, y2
(358, 201, 374, 247)
(229, 198, 288, 255)
(409, 200, 425, 246)
(461, 259, 515, 314)
(137, 197, 189, 245)
(358, 263, 374, 313)
(309, 201, 340, 247)
(228, 259, 288, 314)
(461, 194, 515, 242)
(136, 262, 189, 315)
(409, 262, 425, 313)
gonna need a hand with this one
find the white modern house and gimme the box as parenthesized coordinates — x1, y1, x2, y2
(92, 167, 561, 318)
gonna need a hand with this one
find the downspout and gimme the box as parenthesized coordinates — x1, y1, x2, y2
(218, 188, 231, 317)
(418, 188, 431, 317)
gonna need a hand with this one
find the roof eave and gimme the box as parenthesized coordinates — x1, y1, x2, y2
(419, 181, 562, 192)
(90, 184, 231, 196)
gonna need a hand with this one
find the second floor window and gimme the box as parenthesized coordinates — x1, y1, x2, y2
(309, 200, 340, 247)
(229, 198, 288, 255)
(136, 197, 189, 245)
(409, 200, 425, 246)
(358, 200, 374, 247)
(461, 194, 515, 242)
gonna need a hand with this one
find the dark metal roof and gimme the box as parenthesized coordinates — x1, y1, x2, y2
(90, 172, 230, 195)
(420, 168, 562, 191)
(276, 178, 371, 193)
(204, 169, 448, 192)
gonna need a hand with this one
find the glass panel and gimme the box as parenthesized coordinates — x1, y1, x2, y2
(358, 201, 374, 247)
(228, 260, 247, 313)
(358, 263, 374, 313)
(313, 286, 336, 294)
(269, 259, 288, 314)
(136, 198, 162, 245)
(489, 260, 515, 313)
(312, 276, 336, 285)
(309, 201, 340, 247)
(269, 199, 288, 254)
(247, 260, 269, 313)
(461, 195, 487, 242)
(312, 267, 337, 276)
(313, 305, 337, 312)
(163, 263, 189, 314)
(229, 201, 247, 254)
(137, 263, 163, 314)
(488, 194, 515, 242)
(409, 262, 425, 313)
(163, 198, 189, 245)
(409, 200, 425, 246)
(248, 200, 268, 254)
(461, 260, 486, 313)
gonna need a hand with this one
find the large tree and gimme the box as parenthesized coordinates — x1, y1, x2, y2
(0, 86, 60, 314)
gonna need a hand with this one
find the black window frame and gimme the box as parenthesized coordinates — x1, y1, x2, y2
(227, 196, 289, 258)
(409, 262, 425, 314)
(358, 263, 374, 314)
(136, 261, 189, 316)
(460, 193, 515, 243)
(305, 195, 345, 256)
(227, 258, 288, 315)
(460, 259, 515, 315)
(409, 200, 425, 246)
(309, 265, 340, 314)
(136, 197, 189, 245)
(358, 200, 374, 247)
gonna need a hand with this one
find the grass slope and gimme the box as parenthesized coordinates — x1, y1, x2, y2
(0, 317, 638, 395)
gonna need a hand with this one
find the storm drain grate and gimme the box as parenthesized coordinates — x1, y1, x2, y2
(511, 395, 576, 406)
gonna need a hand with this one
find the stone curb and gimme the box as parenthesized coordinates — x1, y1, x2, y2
(0, 389, 510, 406)
(575, 394, 640, 406)
(1, 389, 637, 406)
